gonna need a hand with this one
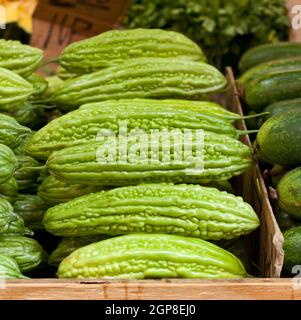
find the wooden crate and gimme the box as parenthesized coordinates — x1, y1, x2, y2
(0, 68, 292, 300)
(224, 68, 284, 278)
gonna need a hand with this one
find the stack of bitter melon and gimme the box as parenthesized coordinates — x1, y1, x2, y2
(0, 28, 260, 280)
(0, 39, 50, 278)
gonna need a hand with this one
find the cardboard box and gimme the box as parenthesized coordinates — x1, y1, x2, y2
(30, 0, 129, 58)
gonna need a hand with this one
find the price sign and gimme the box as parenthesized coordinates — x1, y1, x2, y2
(30, 0, 129, 58)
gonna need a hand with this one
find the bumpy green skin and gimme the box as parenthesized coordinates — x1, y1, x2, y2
(239, 42, 301, 72)
(0, 67, 34, 107)
(0, 198, 14, 232)
(0, 177, 18, 203)
(57, 234, 247, 279)
(56, 66, 78, 80)
(13, 131, 35, 156)
(0, 39, 43, 77)
(81, 99, 240, 121)
(44, 183, 259, 240)
(277, 168, 301, 219)
(0, 198, 28, 236)
(26, 74, 48, 96)
(51, 58, 227, 111)
(0, 144, 17, 184)
(239, 57, 301, 86)
(261, 98, 301, 123)
(46, 132, 252, 186)
(13, 195, 49, 231)
(257, 112, 301, 166)
(9, 103, 47, 129)
(0, 253, 27, 279)
(0, 113, 31, 149)
(38, 175, 105, 205)
(60, 28, 206, 74)
(283, 226, 301, 274)
(49, 235, 109, 267)
(26, 99, 238, 159)
(245, 70, 301, 111)
(14, 155, 41, 191)
(44, 76, 64, 97)
(2, 216, 31, 236)
(0, 235, 44, 272)
(276, 210, 300, 232)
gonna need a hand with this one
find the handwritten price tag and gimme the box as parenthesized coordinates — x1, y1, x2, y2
(31, 0, 129, 58)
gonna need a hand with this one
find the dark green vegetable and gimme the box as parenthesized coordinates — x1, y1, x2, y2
(14, 155, 41, 191)
(0, 144, 17, 184)
(276, 210, 300, 231)
(14, 195, 49, 231)
(256, 112, 301, 166)
(261, 98, 301, 123)
(283, 226, 301, 274)
(239, 57, 301, 86)
(0, 253, 27, 279)
(277, 168, 301, 219)
(0, 235, 44, 272)
(0, 177, 18, 203)
(239, 42, 301, 72)
(245, 70, 301, 111)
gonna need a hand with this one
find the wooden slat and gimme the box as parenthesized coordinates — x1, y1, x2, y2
(1, 279, 301, 300)
(225, 68, 284, 278)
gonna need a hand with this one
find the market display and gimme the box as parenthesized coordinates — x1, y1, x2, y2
(0, 29, 260, 280)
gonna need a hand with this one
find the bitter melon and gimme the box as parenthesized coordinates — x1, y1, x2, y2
(26, 99, 241, 159)
(48, 235, 109, 267)
(0, 67, 34, 107)
(0, 198, 29, 236)
(14, 155, 41, 191)
(0, 198, 15, 232)
(0, 235, 44, 272)
(0, 177, 18, 203)
(46, 132, 252, 186)
(59, 28, 206, 74)
(0, 39, 43, 77)
(0, 253, 27, 279)
(0, 113, 31, 149)
(38, 175, 105, 205)
(57, 234, 247, 279)
(26, 74, 48, 97)
(44, 183, 259, 240)
(79, 99, 242, 122)
(13, 195, 49, 231)
(0, 144, 18, 184)
(51, 58, 227, 111)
